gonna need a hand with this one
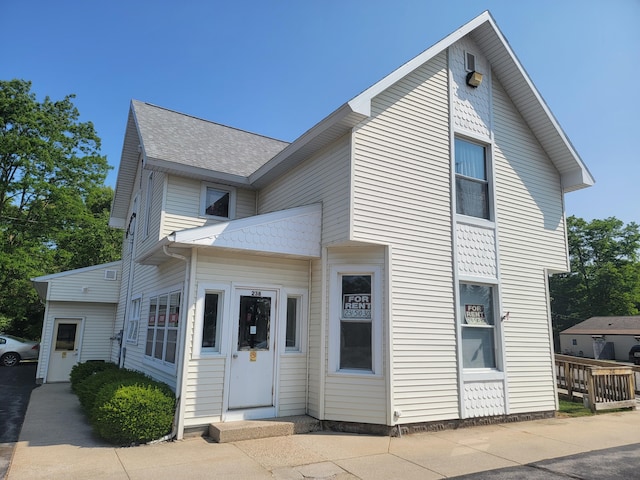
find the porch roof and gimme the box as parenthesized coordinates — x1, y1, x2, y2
(136, 204, 322, 265)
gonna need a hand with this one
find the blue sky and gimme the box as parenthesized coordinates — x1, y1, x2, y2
(2, 0, 639, 225)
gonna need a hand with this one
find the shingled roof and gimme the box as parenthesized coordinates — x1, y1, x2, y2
(561, 316, 640, 336)
(133, 100, 289, 177)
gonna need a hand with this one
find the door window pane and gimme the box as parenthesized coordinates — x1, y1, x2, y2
(55, 323, 76, 351)
(237, 296, 271, 351)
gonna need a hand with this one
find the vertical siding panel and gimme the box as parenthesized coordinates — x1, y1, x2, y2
(493, 76, 567, 414)
(352, 52, 458, 422)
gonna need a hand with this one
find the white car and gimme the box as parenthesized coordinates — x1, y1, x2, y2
(0, 334, 40, 367)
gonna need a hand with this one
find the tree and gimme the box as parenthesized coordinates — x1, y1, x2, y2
(550, 216, 640, 343)
(0, 79, 121, 338)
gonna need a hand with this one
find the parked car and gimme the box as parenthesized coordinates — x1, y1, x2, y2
(0, 334, 40, 367)
(629, 345, 640, 365)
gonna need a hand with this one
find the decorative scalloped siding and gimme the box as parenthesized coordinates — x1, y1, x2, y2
(457, 223, 497, 279)
(464, 381, 505, 417)
(450, 37, 491, 139)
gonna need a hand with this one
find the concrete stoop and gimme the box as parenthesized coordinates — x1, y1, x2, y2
(209, 415, 321, 443)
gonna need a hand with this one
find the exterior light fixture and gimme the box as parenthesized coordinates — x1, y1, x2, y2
(466, 71, 483, 88)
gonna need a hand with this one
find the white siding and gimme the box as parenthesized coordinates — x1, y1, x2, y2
(120, 258, 187, 389)
(45, 267, 121, 303)
(493, 75, 567, 414)
(307, 257, 323, 418)
(135, 171, 166, 260)
(258, 135, 351, 245)
(352, 51, 458, 423)
(163, 176, 256, 237)
(183, 251, 309, 425)
(324, 247, 387, 424)
(37, 302, 117, 382)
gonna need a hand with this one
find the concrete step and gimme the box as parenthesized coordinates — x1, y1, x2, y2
(209, 415, 320, 443)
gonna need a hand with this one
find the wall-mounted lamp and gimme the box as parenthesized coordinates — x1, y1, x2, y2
(466, 71, 483, 88)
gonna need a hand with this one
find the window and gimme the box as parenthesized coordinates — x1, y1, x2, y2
(465, 51, 476, 72)
(201, 183, 236, 219)
(125, 296, 141, 343)
(460, 283, 497, 369)
(145, 290, 181, 365)
(202, 292, 222, 351)
(455, 138, 490, 219)
(340, 274, 373, 370)
(285, 296, 300, 351)
(572, 339, 577, 346)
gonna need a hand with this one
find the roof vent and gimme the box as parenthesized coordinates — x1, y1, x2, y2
(104, 270, 118, 281)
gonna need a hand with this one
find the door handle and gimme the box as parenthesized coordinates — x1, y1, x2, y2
(232, 353, 238, 359)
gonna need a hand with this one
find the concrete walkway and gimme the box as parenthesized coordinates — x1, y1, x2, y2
(6, 383, 640, 479)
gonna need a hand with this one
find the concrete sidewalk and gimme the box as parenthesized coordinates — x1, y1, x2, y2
(6, 384, 640, 480)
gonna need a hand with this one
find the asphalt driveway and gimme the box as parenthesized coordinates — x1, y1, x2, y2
(0, 363, 37, 479)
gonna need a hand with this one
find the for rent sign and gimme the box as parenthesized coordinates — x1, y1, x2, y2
(465, 304, 487, 325)
(342, 294, 372, 319)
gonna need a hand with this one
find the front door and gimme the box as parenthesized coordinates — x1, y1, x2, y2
(48, 319, 82, 382)
(228, 289, 277, 410)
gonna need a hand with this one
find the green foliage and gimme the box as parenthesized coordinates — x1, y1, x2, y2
(75, 368, 141, 413)
(0, 79, 122, 338)
(72, 364, 176, 444)
(551, 216, 640, 343)
(69, 361, 119, 393)
(92, 383, 175, 445)
(557, 398, 592, 417)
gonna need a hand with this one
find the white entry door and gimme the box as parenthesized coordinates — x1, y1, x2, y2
(48, 319, 82, 382)
(228, 289, 277, 410)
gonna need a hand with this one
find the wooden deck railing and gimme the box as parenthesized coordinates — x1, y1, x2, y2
(555, 354, 637, 412)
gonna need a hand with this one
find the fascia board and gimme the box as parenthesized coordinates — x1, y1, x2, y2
(144, 156, 252, 188)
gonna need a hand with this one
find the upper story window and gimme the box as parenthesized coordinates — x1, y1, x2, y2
(201, 183, 236, 219)
(455, 138, 490, 220)
(144, 173, 154, 238)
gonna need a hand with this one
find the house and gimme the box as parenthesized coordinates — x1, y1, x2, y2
(34, 11, 594, 439)
(31, 262, 122, 382)
(560, 316, 640, 361)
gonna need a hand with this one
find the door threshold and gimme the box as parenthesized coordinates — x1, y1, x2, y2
(224, 406, 276, 422)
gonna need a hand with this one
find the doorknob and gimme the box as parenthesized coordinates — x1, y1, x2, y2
(232, 353, 238, 358)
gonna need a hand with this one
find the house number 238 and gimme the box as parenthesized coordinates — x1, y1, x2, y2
(251, 291, 262, 297)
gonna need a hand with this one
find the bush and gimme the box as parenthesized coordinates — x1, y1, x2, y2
(92, 383, 175, 445)
(70, 361, 119, 392)
(75, 368, 142, 413)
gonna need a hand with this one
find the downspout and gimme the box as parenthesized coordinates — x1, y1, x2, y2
(161, 244, 191, 441)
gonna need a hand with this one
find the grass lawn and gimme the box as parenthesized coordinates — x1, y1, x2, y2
(557, 398, 593, 417)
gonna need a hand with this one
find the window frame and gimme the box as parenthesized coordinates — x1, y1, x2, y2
(143, 286, 182, 371)
(454, 137, 492, 221)
(281, 287, 308, 354)
(193, 283, 231, 357)
(464, 51, 476, 72)
(459, 282, 501, 371)
(200, 182, 236, 220)
(125, 294, 142, 344)
(329, 265, 383, 376)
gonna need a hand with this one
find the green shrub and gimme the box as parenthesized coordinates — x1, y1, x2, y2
(92, 383, 175, 445)
(75, 368, 141, 413)
(70, 361, 118, 392)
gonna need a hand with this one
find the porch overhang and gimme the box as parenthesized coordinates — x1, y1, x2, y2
(137, 204, 322, 265)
